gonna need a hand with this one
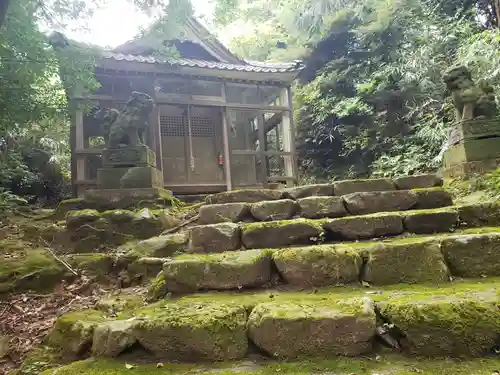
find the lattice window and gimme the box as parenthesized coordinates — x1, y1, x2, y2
(160, 115, 214, 138)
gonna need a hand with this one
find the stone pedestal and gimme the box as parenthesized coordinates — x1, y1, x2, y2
(442, 118, 500, 178)
(83, 145, 171, 209)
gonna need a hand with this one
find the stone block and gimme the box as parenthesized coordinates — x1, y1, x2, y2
(379, 298, 500, 356)
(133, 303, 248, 361)
(363, 238, 450, 285)
(457, 201, 500, 227)
(92, 319, 138, 357)
(297, 196, 347, 219)
(343, 191, 418, 215)
(250, 199, 298, 221)
(393, 174, 443, 190)
(442, 158, 500, 178)
(247, 298, 376, 358)
(199, 203, 250, 224)
(102, 145, 156, 168)
(206, 189, 283, 204)
(65, 209, 100, 229)
(83, 188, 173, 210)
(413, 187, 453, 209)
(272, 244, 362, 287)
(188, 223, 241, 253)
(323, 213, 404, 240)
(97, 166, 163, 190)
(403, 208, 458, 234)
(333, 178, 395, 196)
(120, 233, 188, 259)
(443, 138, 500, 167)
(447, 117, 500, 146)
(163, 249, 273, 293)
(282, 184, 333, 199)
(128, 257, 166, 279)
(241, 219, 324, 249)
(441, 233, 500, 277)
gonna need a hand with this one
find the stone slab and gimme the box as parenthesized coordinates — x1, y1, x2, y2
(199, 203, 250, 224)
(457, 201, 500, 227)
(323, 213, 404, 240)
(206, 189, 283, 204)
(188, 223, 241, 253)
(297, 196, 347, 219)
(282, 184, 333, 199)
(363, 238, 450, 285)
(241, 219, 324, 249)
(333, 178, 395, 196)
(272, 244, 362, 287)
(163, 249, 273, 293)
(247, 298, 376, 358)
(97, 166, 163, 190)
(250, 199, 298, 221)
(413, 188, 453, 209)
(83, 188, 173, 210)
(441, 233, 500, 277)
(393, 174, 443, 190)
(403, 208, 458, 234)
(102, 145, 156, 168)
(343, 191, 418, 215)
(443, 138, 500, 167)
(446, 117, 500, 146)
(442, 158, 500, 178)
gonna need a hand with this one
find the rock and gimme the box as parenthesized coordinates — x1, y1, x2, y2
(297, 196, 347, 219)
(247, 298, 376, 358)
(65, 209, 101, 229)
(46, 310, 106, 357)
(92, 319, 138, 357)
(128, 257, 165, 279)
(250, 199, 298, 221)
(343, 191, 418, 215)
(241, 219, 324, 249)
(393, 174, 443, 190)
(282, 184, 333, 199)
(403, 208, 458, 234)
(100, 210, 135, 223)
(128, 208, 164, 239)
(199, 203, 250, 224)
(413, 188, 453, 209)
(53, 198, 87, 220)
(188, 223, 241, 253)
(363, 238, 450, 285)
(65, 254, 115, 278)
(147, 272, 168, 301)
(323, 213, 404, 240)
(379, 298, 500, 356)
(206, 189, 283, 204)
(163, 249, 273, 293)
(133, 302, 248, 360)
(333, 178, 395, 196)
(457, 201, 500, 227)
(120, 233, 188, 259)
(441, 233, 500, 277)
(272, 244, 362, 286)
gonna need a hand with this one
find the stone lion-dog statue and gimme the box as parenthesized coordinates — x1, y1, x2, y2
(443, 66, 498, 122)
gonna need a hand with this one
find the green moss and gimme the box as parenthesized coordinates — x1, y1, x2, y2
(100, 210, 135, 223)
(64, 254, 115, 278)
(65, 209, 101, 228)
(0, 248, 64, 294)
(96, 294, 145, 313)
(146, 272, 168, 301)
(37, 356, 500, 375)
(380, 297, 500, 357)
(243, 218, 325, 232)
(12, 346, 62, 375)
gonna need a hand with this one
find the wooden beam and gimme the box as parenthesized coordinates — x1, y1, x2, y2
(256, 114, 268, 188)
(222, 108, 233, 191)
(280, 87, 296, 187)
(75, 109, 86, 193)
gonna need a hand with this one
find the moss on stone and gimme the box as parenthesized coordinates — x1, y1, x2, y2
(65, 254, 115, 278)
(379, 298, 500, 357)
(282, 183, 334, 200)
(457, 201, 500, 227)
(333, 178, 395, 196)
(205, 189, 283, 204)
(163, 249, 273, 293)
(249, 199, 298, 221)
(188, 223, 242, 253)
(96, 294, 145, 314)
(343, 190, 418, 215)
(65, 209, 101, 228)
(100, 210, 135, 223)
(242, 218, 325, 249)
(441, 233, 500, 277)
(199, 203, 251, 224)
(412, 187, 453, 209)
(272, 244, 362, 287)
(132, 301, 248, 361)
(118, 232, 187, 259)
(403, 207, 458, 234)
(323, 212, 404, 240)
(146, 272, 168, 301)
(45, 309, 107, 357)
(297, 196, 347, 219)
(363, 238, 450, 285)
(247, 298, 375, 358)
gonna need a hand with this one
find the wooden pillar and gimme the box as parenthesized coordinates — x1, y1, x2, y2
(257, 114, 268, 188)
(150, 79, 163, 175)
(75, 107, 86, 196)
(280, 87, 297, 187)
(69, 107, 77, 197)
(221, 82, 232, 191)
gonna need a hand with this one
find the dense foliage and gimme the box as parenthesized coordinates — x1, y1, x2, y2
(213, 0, 500, 180)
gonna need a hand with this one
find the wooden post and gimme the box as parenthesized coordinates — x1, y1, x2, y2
(69, 106, 77, 197)
(151, 78, 163, 175)
(222, 108, 232, 191)
(75, 107, 86, 196)
(257, 113, 268, 188)
(280, 87, 297, 187)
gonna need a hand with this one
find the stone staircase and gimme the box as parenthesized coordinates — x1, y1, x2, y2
(29, 174, 500, 370)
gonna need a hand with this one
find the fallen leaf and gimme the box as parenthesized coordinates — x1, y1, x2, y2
(125, 363, 135, 369)
(156, 363, 164, 368)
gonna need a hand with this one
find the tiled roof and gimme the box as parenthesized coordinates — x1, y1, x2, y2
(101, 52, 304, 73)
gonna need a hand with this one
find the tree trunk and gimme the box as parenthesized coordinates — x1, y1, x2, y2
(0, 0, 9, 27)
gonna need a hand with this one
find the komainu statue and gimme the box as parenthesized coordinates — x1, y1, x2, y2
(105, 92, 155, 148)
(443, 66, 498, 122)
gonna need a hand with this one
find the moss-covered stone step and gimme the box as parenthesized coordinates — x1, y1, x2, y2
(199, 187, 453, 225)
(35, 355, 500, 375)
(44, 278, 500, 363)
(204, 175, 443, 205)
(159, 230, 500, 292)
